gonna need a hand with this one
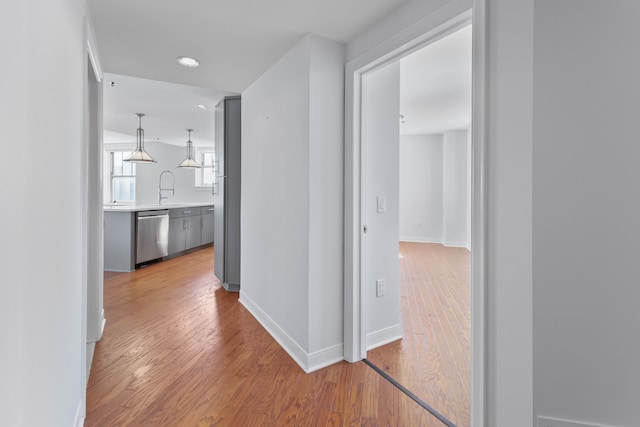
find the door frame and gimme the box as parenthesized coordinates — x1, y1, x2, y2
(343, 2, 486, 425)
(81, 15, 105, 421)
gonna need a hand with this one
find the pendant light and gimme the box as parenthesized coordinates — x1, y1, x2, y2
(178, 129, 202, 169)
(124, 113, 156, 163)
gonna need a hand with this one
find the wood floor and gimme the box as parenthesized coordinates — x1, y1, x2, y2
(367, 242, 471, 427)
(85, 246, 449, 426)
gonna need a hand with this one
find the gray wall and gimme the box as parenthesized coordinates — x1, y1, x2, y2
(533, 1, 640, 425)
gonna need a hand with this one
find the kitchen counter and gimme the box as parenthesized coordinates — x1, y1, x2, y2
(104, 202, 214, 212)
(104, 203, 214, 272)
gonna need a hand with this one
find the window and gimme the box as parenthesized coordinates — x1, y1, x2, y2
(110, 151, 136, 202)
(196, 151, 215, 188)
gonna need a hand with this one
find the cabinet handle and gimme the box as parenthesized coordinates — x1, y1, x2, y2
(207, 208, 214, 211)
(183, 210, 192, 214)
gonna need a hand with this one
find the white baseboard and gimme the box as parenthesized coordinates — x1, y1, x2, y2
(74, 399, 84, 427)
(443, 239, 470, 249)
(307, 344, 344, 373)
(366, 323, 403, 350)
(86, 342, 95, 384)
(538, 416, 621, 427)
(239, 293, 343, 373)
(99, 309, 106, 339)
(399, 236, 471, 250)
(399, 236, 442, 243)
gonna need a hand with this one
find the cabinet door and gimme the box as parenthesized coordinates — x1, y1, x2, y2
(168, 217, 185, 255)
(185, 216, 202, 250)
(201, 208, 215, 245)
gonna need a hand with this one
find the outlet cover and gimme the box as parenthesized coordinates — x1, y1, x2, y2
(376, 279, 386, 297)
(538, 416, 615, 427)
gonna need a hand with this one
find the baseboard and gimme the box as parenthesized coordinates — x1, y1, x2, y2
(74, 399, 84, 427)
(442, 239, 470, 249)
(307, 344, 344, 372)
(86, 342, 95, 384)
(239, 293, 343, 373)
(399, 236, 442, 244)
(223, 282, 240, 292)
(538, 416, 621, 427)
(100, 309, 106, 339)
(366, 323, 403, 350)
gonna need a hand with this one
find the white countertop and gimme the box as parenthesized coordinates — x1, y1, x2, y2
(104, 202, 214, 212)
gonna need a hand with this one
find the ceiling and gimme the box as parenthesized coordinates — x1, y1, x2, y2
(400, 25, 472, 136)
(102, 73, 233, 147)
(89, 0, 470, 146)
(88, 0, 409, 93)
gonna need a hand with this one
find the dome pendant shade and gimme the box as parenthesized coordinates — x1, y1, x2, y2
(178, 129, 202, 169)
(124, 113, 156, 163)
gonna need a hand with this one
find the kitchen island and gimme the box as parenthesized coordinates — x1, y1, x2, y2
(104, 203, 214, 272)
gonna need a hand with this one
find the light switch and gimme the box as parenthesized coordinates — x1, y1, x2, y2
(377, 196, 387, 213)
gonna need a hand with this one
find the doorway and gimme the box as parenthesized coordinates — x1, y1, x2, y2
(361, 24, 472, 425)
(344, 6, 486, 427)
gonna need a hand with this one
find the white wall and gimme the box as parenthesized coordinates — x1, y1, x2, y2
(533, 1, 640, 426)
(0, 0, 88, 425)
(363, 62, 402, 348)
(442, 129, 469, 247)
(240, 34, 345, 371)
(400, 134, 444, 242)
(104, 141, 215, 205)
(399, 131, 470, 248)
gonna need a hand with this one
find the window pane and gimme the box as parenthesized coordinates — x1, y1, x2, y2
(122, 156, 135, 175)
(113, 152, 123, 176)
(203, 166, 214, 186)
(203, 152, 214, 166)
(112, 177, 135, 202)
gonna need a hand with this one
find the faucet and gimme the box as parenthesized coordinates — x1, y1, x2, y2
(158, 170, 175, 205)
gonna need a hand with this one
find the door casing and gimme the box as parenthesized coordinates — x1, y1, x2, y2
(343, 2, 486, 425)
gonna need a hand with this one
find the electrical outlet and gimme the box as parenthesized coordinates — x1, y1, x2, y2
(376, 279, 386, 297)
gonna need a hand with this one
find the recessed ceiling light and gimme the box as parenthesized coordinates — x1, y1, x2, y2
(176, 56, 199, 67)
(195, 104, 208, 110)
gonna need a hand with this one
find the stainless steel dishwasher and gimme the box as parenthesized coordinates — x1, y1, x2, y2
(136, 210, 169, 265)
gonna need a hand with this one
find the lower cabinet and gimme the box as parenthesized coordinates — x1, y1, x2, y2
(168, 206, 214, 256)
(201, 206, 215, 245)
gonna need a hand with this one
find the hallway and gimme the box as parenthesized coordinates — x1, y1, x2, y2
(85, 246, 445, 426)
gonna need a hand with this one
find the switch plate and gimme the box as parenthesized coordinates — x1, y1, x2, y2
(376, 279, 386, 297)
(377, 196, 387, 213)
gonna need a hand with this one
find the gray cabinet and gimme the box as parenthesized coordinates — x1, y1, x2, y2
(104, 211, 136, 272)
(214, 96, 241, 292)
(168, 205, 215, 255)
(201, 206, 215, 245)
(168, 207, 198, 254)
(168, 216, 185, 255)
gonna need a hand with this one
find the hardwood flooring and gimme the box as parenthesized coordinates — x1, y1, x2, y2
(367, 242, 471, 427)
(86, 246, 447, 426)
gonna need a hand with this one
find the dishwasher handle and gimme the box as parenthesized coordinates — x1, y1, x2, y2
(138, 214, 168, 220)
